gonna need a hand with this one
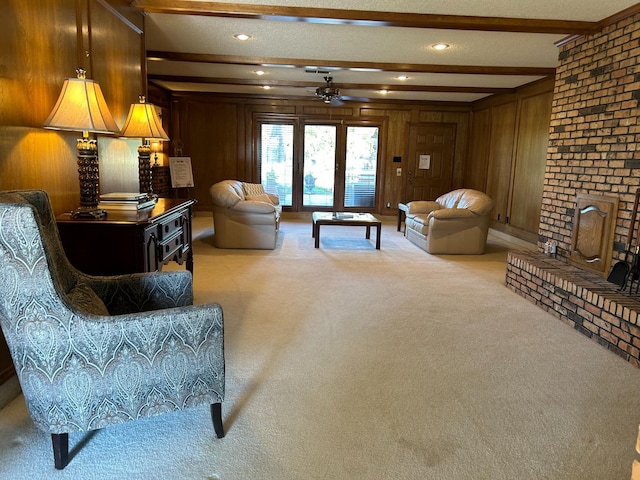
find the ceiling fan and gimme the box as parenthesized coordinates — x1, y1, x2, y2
(314, 76, 368, 105)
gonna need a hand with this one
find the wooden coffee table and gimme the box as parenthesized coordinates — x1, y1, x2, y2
(312, 212, 381, 249)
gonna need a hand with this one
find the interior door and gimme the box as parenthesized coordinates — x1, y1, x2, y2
(405, 123, 456, 201)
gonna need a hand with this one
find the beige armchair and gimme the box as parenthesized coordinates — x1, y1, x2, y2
(210, 180, 281, 249)
(404, 189, 494, 254)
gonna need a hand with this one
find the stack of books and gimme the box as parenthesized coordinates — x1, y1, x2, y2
(98, 192, 157, 211)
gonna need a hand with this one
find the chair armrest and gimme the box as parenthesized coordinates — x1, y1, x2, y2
(81, 270, 194, 315)
(406, 201, 440, 215)
(267, 193, 280, 205)
(114, 302, 224, 357)
(232, 200, 278, 214)
(430, 208, 478, 219)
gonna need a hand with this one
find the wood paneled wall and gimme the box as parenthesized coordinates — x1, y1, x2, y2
(0, 0, 145, 385)
(468, 78, 554, 242)
(170, 93, 473, 215)
(0, 0, 145, 214)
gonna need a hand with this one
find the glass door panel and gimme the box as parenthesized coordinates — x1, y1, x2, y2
(259, 124, 294, 207)
(303, 125, 336, 207)
(344, 126, 379, 208)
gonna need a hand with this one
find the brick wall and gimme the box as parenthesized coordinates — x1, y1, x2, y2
(540, 13, 640, 262)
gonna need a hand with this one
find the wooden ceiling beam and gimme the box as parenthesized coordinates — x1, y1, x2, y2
(147, 74, 518, 94)
(132, 0, 598, 35)
(147, 51, 556, 76)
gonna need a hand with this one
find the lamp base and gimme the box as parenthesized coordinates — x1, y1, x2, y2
(71, 206, 107, 219)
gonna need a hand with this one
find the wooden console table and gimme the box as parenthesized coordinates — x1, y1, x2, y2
(57, 198, 195, 276)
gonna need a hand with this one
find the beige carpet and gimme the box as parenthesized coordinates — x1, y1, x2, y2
(1, 214, 640, 479)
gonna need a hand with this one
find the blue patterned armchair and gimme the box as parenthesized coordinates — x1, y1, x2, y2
(0, 190, 225, 469)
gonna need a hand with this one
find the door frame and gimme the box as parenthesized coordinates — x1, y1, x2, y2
(254, 113, 387, 212)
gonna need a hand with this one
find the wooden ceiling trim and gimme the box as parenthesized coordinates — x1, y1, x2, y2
(147, 74, 517, 94)
(147, 51, 556, 76)
(131, 0, 598, 35)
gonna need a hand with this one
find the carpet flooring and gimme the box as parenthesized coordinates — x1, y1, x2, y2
(1, 214, 640, 479)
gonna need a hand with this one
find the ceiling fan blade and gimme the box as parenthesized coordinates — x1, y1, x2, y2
(341, 95, 369, 102)
(330, 97, 344, 106)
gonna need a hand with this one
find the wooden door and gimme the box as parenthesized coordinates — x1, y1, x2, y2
(405, 123, 456, 201)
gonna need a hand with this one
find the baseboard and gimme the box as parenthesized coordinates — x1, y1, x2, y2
(489, 228, 537, 251)
(0, 375, 20, 410)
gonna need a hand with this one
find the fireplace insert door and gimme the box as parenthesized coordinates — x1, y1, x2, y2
(569, 193, 619, 276)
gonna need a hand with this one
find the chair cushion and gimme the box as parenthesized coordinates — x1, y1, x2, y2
(67, 282, 109, 316)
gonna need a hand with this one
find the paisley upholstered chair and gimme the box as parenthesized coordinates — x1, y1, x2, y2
(0, 190, 225, 469)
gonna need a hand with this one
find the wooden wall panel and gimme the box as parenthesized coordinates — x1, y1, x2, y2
(179, 100, 240, 204)
(0, 0, 80, 213)
(486, 102, 517, 223)
(89, 0, 145, 194)
(509, 92, 553, 234)
(465, 109, 491, 191)
(361, 108, 412, 206)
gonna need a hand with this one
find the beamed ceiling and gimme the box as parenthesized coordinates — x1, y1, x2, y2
(131, 0, 640, 104)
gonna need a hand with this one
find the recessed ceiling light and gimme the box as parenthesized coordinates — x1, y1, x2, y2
(396, 75, 409, 80)
(254, 70, 265, 76)
(234, 33, 251, 41)
(263, 85, 272, 90)
(432, 43, 450, 51)
(379, 90, 389, 95)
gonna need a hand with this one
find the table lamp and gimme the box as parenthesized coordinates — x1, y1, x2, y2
(120, 95, 169, 196)
(44, 68, 120, 218)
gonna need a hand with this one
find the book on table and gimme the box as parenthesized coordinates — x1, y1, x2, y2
(98, 192, 157, 210)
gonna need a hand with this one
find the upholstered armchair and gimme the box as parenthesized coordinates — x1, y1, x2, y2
(210, 180, 281, 249)
(404, 188, 494, 254)
(0, 190, 225, 470)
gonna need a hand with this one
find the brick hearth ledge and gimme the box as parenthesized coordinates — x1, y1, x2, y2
(506, 251, 640, 367)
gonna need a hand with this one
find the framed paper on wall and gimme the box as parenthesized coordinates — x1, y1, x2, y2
(169, 157, 194, 188)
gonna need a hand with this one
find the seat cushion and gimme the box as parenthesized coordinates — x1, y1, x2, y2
(245, 193, 274, 204)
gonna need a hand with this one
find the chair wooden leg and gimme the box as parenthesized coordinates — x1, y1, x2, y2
(52, 433, 69, 469)
(210, 403, 225, 438)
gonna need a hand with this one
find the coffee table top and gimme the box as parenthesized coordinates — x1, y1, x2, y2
(312, 212, 379, 223)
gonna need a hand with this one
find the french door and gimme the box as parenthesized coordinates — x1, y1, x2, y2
(258, 120, 380, 211)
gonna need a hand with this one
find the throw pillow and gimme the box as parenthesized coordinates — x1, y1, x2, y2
(243, 183, 265, 197)
(67, 282, 110, 316)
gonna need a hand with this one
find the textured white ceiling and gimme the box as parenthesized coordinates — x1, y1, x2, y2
(142, 0, 640, 103)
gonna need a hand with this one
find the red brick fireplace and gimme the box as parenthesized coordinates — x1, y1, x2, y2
(506, 11, 640, 367)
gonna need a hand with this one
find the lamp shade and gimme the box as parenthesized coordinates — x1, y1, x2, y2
(120, 96, 169, 141)
(44, 69, 119, 134)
